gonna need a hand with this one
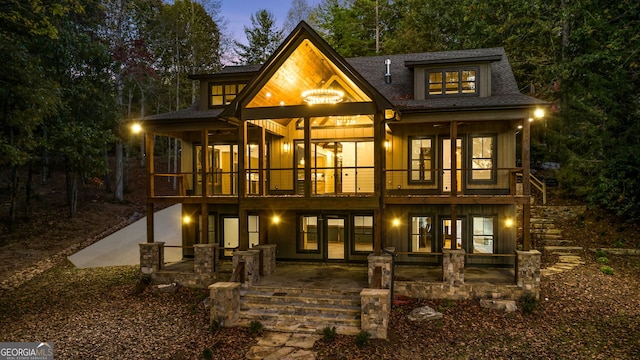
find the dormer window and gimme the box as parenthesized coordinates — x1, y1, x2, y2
(210, 83, 246, 107)
(427, 69, 477, 96)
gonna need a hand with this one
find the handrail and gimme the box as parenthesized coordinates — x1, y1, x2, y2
(530, 173, 547, 204)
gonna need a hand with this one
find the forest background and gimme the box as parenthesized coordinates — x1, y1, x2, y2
(1, 0, 639, 232)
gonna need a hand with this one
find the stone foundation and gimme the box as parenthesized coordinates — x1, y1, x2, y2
(233, 250, 261, 287)
(209, 282, 241, 327)
(516, 250, 541, 298)
(367, 254, 392, 289)
(394, 281, 529, 301)
(253, 244, 277, 276)
(194, 244, 219, 276)
(139, 242, 164, 275)
(443, 249, 465, 285)
(360, 288, 390, 339)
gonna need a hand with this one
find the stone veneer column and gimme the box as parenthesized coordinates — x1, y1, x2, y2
(442, 249, 465, 285)
(516, 250, 541, 297)
(367, 254, 393, 289)
(209, 282, 241, 327)
(232, 250, 260, 287)
(252, 244, 277, 276)
(360, 288, 391, 339)
(194, 243, 219, 276)
(139, 242, 164, 275)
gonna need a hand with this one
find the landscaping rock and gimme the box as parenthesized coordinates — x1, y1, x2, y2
(154, 283, 177, 293)
(407, 306, 443, 322)
(480, 299, 517, 312)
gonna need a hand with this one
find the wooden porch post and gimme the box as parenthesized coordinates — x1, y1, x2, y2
(201, 129, 209, 244)
(522, 117, 532, 251)
(304, 117, 311, 197)
(239, 121, 249, 251)
(259, 126, 266, 195)
(374, 112, 384, 256)
(146, 134, 155, 243)
(450, 121, 458, 250)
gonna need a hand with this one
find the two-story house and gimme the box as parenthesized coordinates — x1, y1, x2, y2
(138, 22, 546, 297)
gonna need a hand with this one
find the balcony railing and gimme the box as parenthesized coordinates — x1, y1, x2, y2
(149, 167, 526, 198)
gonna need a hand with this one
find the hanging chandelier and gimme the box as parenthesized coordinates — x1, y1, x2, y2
(302, 87, 344, 105)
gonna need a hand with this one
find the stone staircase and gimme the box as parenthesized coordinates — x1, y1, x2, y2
(237, 285, 363, 335)
(531, 206, 587, 277)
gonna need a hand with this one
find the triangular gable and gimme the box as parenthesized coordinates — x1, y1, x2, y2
(222, 21, 393, 120)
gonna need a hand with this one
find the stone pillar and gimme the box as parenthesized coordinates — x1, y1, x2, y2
(253, 244, 277, 276)
(194, 244, 219, 279)
(516, 250, 541, 297)
(443, 249, 465, 285)
(360, 288, 391, 339)
(367, 254, 393, 289)
(139, 242, 164, 275)
(232, 250, 260, 287)
(209, 282, 241, 327)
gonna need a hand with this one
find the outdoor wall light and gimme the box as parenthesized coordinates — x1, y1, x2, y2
(534, 108, 545, 119)
(272, 215, 281, 224)
(183, 215, 192, 224)
(384, 140, 390, 150)
(283, 142, 290, 153)
(504, 218, 514, 227)
(131, 123, 142, 134)
(392, 218, 401, 227)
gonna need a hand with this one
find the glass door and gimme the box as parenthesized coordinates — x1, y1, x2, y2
(325, 216, 346, 260)
(442, 138, 462, 193)
(441, 218, 463, 251)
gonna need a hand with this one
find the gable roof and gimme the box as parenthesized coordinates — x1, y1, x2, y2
(347, 47, 546, 112)
(221, 21, 394, 119)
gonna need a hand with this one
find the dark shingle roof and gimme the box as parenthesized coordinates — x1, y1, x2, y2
(346, 47, 545, 110)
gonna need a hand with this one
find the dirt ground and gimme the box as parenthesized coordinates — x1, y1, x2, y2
(1, 163, 639, 359)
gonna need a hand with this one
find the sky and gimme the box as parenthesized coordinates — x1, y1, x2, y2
(220, 0, 320, 44)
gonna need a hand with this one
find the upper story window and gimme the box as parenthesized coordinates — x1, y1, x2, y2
(210, 83, 246, 107)
(410, 137, 434, 183)
(427, 69, 477, 96)
(470, 135, 496, 182)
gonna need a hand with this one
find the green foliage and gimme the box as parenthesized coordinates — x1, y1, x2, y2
(322, 326, 337, 341)
(202, 347, 213, 360)
(234, 9, 284, 65)
(520, 294, 538, 315)
(210, 320, 221, 333)
(249, 320, 264, 335)
(612, 239, 625, 248)
(594, 249, 608, 259)
(600, 266, 614, 276)
(355, 330, 371, 348)
(597, 257, 609, 265)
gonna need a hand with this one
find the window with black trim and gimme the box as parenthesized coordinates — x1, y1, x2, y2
(410, 216, 433, 252)
(210, 83, 245, 107)
(353, 215, 373, 253)
(472, 216, 495, 254)
(299, 216, 319, 251)
(470, 135, 495, 181)
(410, 137, 434, 182)
(427, 69, 477, 96)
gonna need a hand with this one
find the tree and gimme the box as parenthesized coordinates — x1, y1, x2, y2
(234, 9, 284, 65)
(284, 0, 314, 33)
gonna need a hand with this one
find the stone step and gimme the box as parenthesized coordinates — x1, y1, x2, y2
(531, 228, 562, 235)
(242, 291, 361, 307)
(238, 309, 361, 331)
(531, 222, 557, 229)
(246, 285, 362, 297)
(537, 234, 564, 240)
(235, 318, 362, 335)
(544, 246, 583, 256)
(530, 218, 555, 224)
(538, 239, 574, 246)
(241, 301, 361, 316)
